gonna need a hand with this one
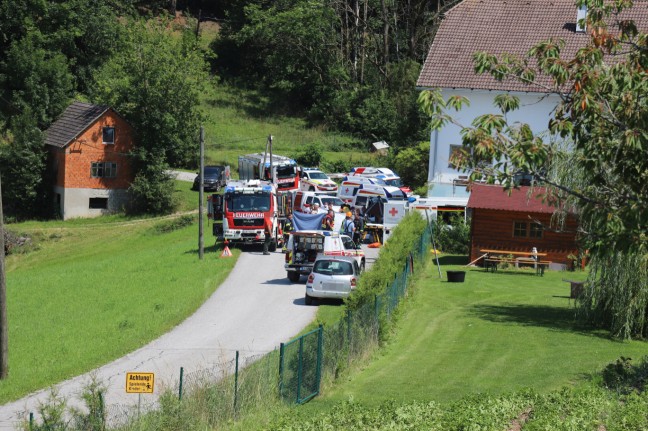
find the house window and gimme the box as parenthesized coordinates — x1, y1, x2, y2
(513, 221, 544, 238)
(513, 221, 527, 237)
(89, 198, 108, 209)
(102, 127, 115, 144)
(91, 162, 117, 178)
(529, 222, 543, 238)
(448, 145, 463, 169)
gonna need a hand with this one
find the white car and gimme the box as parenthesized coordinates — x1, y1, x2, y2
(300, 169, 338, 192)
(305, 256, 360, 305)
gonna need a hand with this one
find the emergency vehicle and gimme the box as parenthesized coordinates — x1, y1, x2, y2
(284, 231, 365, 282)
(299, 168, 338, 192)
(349, 167, 412, 195)
(209, 180, 282, 250)
(338, 178, 406, 208)
(238, 153, 300, 191)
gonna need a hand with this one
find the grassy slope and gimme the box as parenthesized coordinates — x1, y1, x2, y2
(0, 181, 238, 403)
(303, 256, 646, 411)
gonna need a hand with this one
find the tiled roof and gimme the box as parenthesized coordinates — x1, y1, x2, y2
(417, 0, 648, 92)
(44, 101, 110, 148)
(467, 183, 554, 213)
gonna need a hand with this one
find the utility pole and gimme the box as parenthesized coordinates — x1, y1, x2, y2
(198, 127, 204, 260)
(0, 174, 8, 378)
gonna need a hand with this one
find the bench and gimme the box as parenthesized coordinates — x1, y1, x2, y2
(484, 258, 552, 276)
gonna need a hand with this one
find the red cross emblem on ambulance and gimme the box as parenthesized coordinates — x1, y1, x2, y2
(389, 207, 399, 217)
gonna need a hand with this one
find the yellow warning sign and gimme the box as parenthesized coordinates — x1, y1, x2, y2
(126, 372, 154, 394)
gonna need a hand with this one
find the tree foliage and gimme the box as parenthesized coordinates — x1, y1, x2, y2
(419, 0, 648, 338)
(213, 0, 435, 148)
(92, 19, 210, 170)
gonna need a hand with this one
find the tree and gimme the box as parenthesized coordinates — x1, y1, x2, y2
(392, 141, 430, 190)
(419, 0, 648, 338)
(92, 18, 210, 169)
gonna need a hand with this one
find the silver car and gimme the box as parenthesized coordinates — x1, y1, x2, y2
(305, 256, 360, 305)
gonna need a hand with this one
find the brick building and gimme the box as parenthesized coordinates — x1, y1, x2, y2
(45, 101, 136, 219)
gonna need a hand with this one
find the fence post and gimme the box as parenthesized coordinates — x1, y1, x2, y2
(99, 391, 105, 431)
(316, 325, 323, 394)
(346, 309, 352, 366)
(278, 343, 285, 399)
(374, 295, 379, 322)
(297, 337, 304, 404)
(178, 366, 184, 400)
(234, 350, 239, 415)
(29, 412, 33, 431)
(409, 252, 414, 274)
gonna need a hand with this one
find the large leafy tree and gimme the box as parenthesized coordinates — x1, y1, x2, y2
(419, 0, 647, 338)
(92, 18, 210, 214)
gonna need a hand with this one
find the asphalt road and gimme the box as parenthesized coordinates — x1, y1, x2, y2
(0, 242, 379, 429)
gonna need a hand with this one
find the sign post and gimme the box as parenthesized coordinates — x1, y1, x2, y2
(126, 372, 155, 394)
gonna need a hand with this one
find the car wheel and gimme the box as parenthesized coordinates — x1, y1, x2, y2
(305, 293, 313, 305)
(288, 272, 300, 283)
(269, 240, 277, 252)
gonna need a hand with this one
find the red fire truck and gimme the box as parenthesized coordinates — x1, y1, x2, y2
(210, 180, 282, 250)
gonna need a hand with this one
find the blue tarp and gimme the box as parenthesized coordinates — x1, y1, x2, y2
(292, 212, 326, 231)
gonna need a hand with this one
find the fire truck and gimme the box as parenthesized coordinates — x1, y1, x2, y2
(238, 153, 300, 192)
(209, 180, 282, 250)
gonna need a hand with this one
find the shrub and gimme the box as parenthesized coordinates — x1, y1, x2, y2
(152, 215, 195, 234)
(293, 143, 322, 168)
(434, 215, 470, 254)
(347, 212, 427, 308)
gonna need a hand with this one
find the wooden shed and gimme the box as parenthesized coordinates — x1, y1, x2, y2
(467, 184, 579, 269)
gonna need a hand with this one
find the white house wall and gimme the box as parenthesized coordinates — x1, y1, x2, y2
(427, 89, 561, 205)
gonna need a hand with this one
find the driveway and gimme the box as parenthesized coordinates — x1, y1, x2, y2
(0, 244, 380, 429)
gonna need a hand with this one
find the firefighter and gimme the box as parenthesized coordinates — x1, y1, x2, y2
(322, 210, 335, 231)
(263, 219, 273, 255)
(282, 213, 294, 252)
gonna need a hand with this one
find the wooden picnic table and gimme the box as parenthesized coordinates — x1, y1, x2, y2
(479, 249, 547, 257)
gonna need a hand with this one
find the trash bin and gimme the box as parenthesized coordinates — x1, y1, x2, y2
(447, 270, 466, 283)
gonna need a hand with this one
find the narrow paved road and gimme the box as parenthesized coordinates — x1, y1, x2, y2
(0, 243, 379, 429)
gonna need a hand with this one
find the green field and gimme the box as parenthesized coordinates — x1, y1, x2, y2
(0, 181, 238, 403)
(304, 255, 646, 410)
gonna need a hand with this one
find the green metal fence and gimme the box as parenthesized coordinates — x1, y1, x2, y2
(27, 223, 433, 430)
(279, 326, 323, 404)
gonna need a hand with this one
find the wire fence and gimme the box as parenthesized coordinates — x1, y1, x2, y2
(26, 224, 432, 431)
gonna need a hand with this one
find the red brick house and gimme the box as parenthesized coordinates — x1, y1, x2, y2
(467, 184, 579, 269)
(44, 101, 136, 219)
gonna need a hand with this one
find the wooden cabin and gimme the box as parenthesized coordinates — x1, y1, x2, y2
(467, 184, 579, 269)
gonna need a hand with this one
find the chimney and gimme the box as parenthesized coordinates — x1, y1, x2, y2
(576, 5, 587, 32)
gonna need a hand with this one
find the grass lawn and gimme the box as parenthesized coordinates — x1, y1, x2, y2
(0, 202, 236, 403)
(305, 255, 647, 410)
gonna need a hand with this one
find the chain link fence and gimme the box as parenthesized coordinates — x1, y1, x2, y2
(26, 223, 432, 431)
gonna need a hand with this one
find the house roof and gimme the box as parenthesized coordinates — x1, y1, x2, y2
(417, 0, 648, 92)
(467, 183, 554, 213)
(44, 101, 110, 148)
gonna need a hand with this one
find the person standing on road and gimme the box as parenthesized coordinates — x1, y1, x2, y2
(282, 213, 294, 252)
(353, 208, 365, 245)
(263, 219, 273, 255)
(341, 211, 355, 238)
(322, 210, 335, 231)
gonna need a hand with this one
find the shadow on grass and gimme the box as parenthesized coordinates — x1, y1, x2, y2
(436, 255, 469, 266)
(469, 303, 613, 340)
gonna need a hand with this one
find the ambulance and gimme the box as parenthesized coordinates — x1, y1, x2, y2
(348, 167, 412, 196)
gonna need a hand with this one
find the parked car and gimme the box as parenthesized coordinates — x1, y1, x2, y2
(284, 230, 364, 282)
(305, 256, 360, 305)
(192, 165, 228, 191)
(299, 168, 338, 192)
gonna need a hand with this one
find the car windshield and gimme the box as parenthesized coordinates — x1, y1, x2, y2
(226, 192, 271, 211)
(383, 178, 403, 187)
(309, 172, 328, 180)
(313, 260, 354, 275)
(276, 165, 296, 179)
(321, 197, 344, 206)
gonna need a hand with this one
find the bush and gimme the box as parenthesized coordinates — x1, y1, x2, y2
(347, 212, 427, 308)
(127, 156, 178, 216)
(152, 215, 195, 234)
(293, 143, 322, 168)
(434, 215, 470, 254)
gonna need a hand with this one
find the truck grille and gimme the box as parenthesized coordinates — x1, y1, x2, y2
(233, 218, 264, 227)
